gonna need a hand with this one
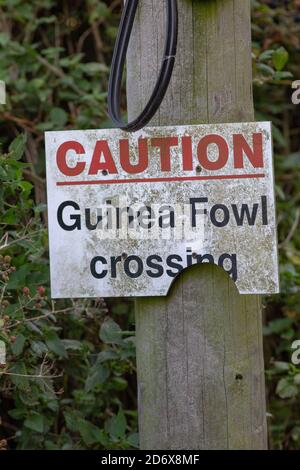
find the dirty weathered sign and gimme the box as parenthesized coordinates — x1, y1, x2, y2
(45, 122, 279, 298)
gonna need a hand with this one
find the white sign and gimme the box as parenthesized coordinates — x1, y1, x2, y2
(45, 122, 279, 298)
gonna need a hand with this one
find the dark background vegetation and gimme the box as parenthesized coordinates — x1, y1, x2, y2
(0, 0, 299, 450)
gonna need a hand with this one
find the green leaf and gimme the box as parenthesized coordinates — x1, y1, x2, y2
(293, 374, 300, 385)
(49, 107, 68, 128)
(45, 331, 68, 358)
(263, 318, 294, 336)
(64, 410, 107, 446)
(105, 409, 127, 440)
(9, 362, 30, 391)
(272, 361, 290, 372)
(274, 71, 293, 80)
(272, 47, 289, 71)
(88, 3, 110, 23)
(34, 203, 47, 214)
(11, 334, 26, 356)
(79, 420, 104, 446)
(83, 62, 108, 75)
(8, 408, 26, 421)
(61, 339, 82, 351)
(110, 377, 128, 391)
(0, 32, 10, 47)
(256, 63, 275, 77)
(127, 432, 139, 448)
(31, 341, 48, 357)
(64, 410, 83, 433)
(18, 180, 33, 193)
(99, 318, 123, 344)
(85, 365, 109, 392)
(9, 134, 27, 160)
(258, 49, 274, 61)
(97, 350, 119, 363)
(24, 413, 44, 433)
(2, 208, 19, 224)
(291, 426, 300, 443)
(276, 378, 298, 399)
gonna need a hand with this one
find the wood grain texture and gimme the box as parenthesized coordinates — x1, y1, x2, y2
(127, 0, 267, 450)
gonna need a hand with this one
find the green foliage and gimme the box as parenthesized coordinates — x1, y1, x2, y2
(0, 136, 137, 450)
(253, 0, 300, 450)
(0, 0, 138, 451)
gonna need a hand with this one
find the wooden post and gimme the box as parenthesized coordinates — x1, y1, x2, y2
(127, 0, 267, 450)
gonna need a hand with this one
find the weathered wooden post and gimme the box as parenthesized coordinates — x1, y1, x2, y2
(127, 0, 268, 450)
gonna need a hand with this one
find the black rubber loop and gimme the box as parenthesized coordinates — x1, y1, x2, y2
(108, 0, 178, 132)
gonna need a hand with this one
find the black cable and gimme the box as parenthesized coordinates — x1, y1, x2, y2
(108, 0, 178, 133)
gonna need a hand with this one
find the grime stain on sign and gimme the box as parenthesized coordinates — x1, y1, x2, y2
(45, 122, 279, 298)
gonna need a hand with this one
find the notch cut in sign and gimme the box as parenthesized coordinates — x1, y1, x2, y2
(55, 132, 264, 179)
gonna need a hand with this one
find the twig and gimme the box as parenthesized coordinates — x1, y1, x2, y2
(39, 352, 49, 377)
(0, 371, 63, 379)
(91, 21, 105, 63)
(7, 307, 78, 329)
(0, 112, 39, 135)
(279, 209, 300, 248)
(0, 284, 6, 305)
(77, 27, 93, 53)
(23, 169, 45, 186)
(0, 229, 44, 252)
(36, 55, 85, 96)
